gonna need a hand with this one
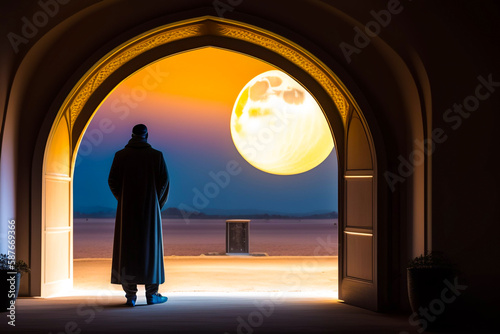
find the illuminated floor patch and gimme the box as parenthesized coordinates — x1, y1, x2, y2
(71, 256, 338, 298)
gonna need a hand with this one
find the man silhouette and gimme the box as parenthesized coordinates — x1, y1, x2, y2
(108, 124, 169, 306)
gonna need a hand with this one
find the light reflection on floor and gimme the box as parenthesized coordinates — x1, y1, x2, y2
(69, 256, 338, 300)
(14, 257, 422, 334)
(63, 290, 339, 303)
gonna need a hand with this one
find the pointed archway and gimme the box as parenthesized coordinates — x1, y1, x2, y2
(36, 16, 380, 310)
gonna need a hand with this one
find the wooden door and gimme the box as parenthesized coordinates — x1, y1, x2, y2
(339, 110, 378, 311)
(41, 115, 73, 296)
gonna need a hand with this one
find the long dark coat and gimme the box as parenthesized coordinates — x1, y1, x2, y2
(108, 137, 169, 284)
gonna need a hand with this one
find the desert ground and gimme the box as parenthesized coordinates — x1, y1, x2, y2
(74, 218, 338, 258)
(72, 219, 339, 295)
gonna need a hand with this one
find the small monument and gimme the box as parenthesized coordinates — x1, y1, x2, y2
(226, 220, 250, 255)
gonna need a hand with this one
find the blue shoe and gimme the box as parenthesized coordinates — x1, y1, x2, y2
(125, 296, 136, 307)
(147, 293, 168, 305)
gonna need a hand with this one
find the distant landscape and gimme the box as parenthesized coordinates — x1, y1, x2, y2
(74, 206, 338, 220)
(74, 218, 338, 257)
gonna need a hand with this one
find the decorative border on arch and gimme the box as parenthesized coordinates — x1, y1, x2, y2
(66, 24, 204, 127)
(61, 16, 350, 130)
(215, 23, 348, 118)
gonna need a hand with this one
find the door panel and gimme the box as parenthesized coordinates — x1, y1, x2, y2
(346, 177, 373, 228)
(346, 233, 373, 280)
(42, 116, 73, 297)
(347, 116, 372, 170)
(340, 111, 378, 311)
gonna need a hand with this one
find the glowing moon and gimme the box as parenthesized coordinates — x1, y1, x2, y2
(230, 70, 334, 175)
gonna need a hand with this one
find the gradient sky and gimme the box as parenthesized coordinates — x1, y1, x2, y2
(74, 47, 338, 215)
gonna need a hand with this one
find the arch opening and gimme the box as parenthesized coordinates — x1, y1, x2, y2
(39, 16, 378, 310)
(72, 46, 339, 297)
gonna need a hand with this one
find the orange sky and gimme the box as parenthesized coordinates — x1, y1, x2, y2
(116, 47, 277, 130)
(76, 47, 338, 214)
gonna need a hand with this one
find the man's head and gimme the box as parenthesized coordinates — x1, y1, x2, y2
(132, 124, 148, 139)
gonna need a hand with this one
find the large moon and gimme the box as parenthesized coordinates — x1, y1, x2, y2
(230, 70, 334, 175)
